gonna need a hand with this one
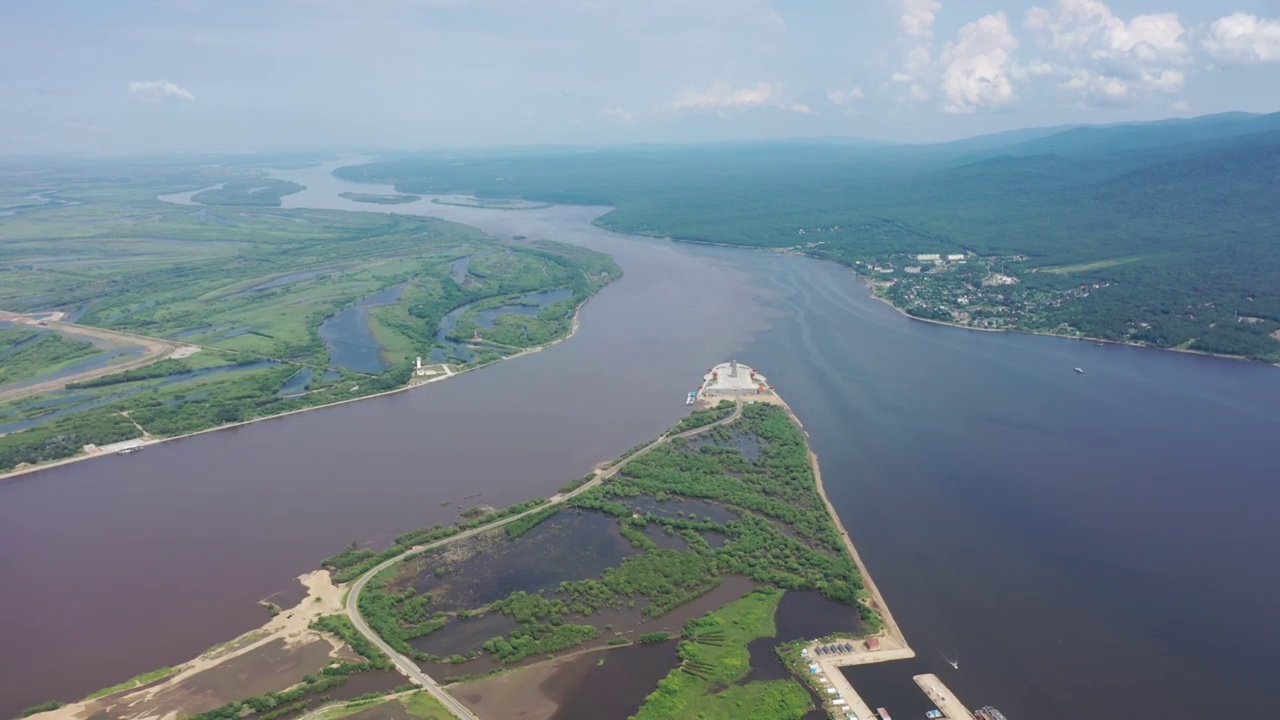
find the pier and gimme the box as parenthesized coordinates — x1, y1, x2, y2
(804, 661, 982, 720)
(914, 674, 977, 719)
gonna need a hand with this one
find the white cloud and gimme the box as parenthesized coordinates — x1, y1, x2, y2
(127, 80, 196, 104)
(671, 81, 809, 113)
(939, 13, 1020, 113)
(895, 0, 942, 89)
(1172, 100, 1189, 111)
(600, 107, 634, 122)
(1203, 13, 1280, 66)
(1024, 0, 1188, 106)
(1010, 60, 1055, 80)
(900, 0, 942, 39)
(1062, 70, 1129, 106)
(826, 86, 863, 107)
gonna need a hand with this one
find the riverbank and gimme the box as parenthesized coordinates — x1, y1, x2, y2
(0, 287, 607, 486)
(32, 570, 351, 720)
(856, 276, 1280, 368)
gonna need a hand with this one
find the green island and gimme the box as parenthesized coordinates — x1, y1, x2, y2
(192, 178, 306, 207)
(0, 161, 619, 476)
(340, 112, 1280, 362)
(339, 192, 422, 205)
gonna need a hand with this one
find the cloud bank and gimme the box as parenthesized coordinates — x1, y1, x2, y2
(127, 80, 196, 104)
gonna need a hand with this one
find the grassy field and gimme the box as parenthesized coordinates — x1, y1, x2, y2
(318, 690, 457, 720)
(84, 666, 181, 700)
(1039, 256, 1148, 274)
(0, 159, 620, 473)
(632, 588, 812, 720)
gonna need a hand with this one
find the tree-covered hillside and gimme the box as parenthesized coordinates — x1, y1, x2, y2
(337, 113, 1280, 361)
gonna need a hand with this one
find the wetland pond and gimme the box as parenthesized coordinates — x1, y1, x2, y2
(319, 283, 406, 373)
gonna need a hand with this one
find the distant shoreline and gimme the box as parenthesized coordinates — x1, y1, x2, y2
(641, 227, 1276, 369)
(0, 288, 607, 485)
(854, 274, 1280, 368)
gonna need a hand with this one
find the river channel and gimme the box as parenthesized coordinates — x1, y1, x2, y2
(1, 161, 1277, 719)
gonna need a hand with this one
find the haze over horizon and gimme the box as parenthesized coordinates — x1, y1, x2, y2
(5, 0, 1280, 154)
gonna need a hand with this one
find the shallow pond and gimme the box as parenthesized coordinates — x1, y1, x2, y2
(408, 611, 521, 657)
(405, 509, 640, 612)
(630, 495, 739, 524)
(745, 590, 864, 683)
(277, 368, 313, 397)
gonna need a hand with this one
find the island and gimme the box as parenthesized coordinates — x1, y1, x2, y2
(339, 192, 422, 205)
(27, 363, 1002, 720)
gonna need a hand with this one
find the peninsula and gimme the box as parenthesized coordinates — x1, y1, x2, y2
(23, 363, 945, 720)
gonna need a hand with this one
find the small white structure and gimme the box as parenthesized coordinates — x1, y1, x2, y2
(947, 253, 966, 261)
(916, 253, 941, 262)
(701, 361, 767, 398)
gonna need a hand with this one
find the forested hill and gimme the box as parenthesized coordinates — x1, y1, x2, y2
(337, 113, 1280, 361)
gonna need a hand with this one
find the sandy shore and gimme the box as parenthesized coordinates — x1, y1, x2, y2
(768, 392, 913, 653)
(0, 290, 604, 485)
(39, 570, 347, 720)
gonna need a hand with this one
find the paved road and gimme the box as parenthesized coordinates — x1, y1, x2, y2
(344, 399, 744, 719)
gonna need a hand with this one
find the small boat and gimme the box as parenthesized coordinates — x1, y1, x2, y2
(116, 446, 143, 456)
(877, 709, 892, 720)
(926, 711, 944, 719)
(1073, 367, 1085, 374)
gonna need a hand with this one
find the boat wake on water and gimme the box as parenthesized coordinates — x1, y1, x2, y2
(920, 626, 960, 670)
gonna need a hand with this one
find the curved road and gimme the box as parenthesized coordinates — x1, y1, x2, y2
(344, 399, 743, 720)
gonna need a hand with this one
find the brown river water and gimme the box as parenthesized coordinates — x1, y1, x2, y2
(1, 160, 1278, 719)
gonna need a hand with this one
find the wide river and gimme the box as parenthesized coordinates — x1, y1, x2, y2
(2, 161, 1278, 719)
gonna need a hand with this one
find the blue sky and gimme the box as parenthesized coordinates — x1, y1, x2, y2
(4, 0, 1280, 153)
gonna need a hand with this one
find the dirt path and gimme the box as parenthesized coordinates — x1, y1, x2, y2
(0, 311, 185, 404)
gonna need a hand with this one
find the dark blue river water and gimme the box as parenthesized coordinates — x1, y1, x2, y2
(0, 162, 1276, 719)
